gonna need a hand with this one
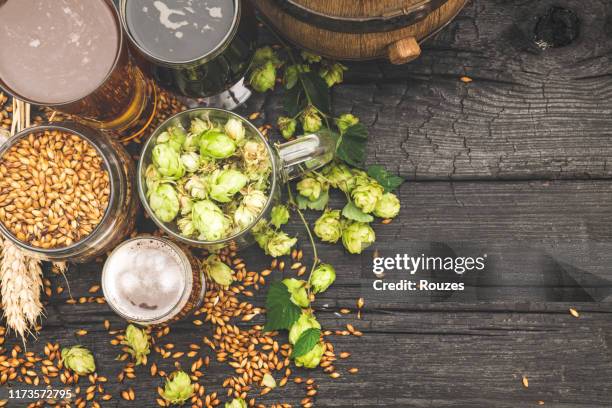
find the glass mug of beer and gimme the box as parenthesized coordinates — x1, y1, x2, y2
(119, 0, 257, 109)
(0, 0, 156, 134)
(102, 236, 206, 325)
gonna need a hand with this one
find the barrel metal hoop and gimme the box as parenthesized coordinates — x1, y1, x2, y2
(271, 0, 451, 33)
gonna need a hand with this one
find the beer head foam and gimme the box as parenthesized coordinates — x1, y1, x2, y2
(102, 237, 191, 322)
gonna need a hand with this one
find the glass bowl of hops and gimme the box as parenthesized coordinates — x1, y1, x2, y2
(137, 108, 334, 251)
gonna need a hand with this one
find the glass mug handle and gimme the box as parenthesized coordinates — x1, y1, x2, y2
(275, 132, 336, 182)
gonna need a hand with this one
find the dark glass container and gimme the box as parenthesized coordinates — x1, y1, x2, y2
(119, 0, 257, 101)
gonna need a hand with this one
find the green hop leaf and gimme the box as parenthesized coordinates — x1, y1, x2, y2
(335, 123, 368, 168)
(294, 342, 325, 368)
(309, 264, 336, 294)
(199, 129, 236, 159)
(282, 278, 309, 308)
(288, 312, 321, 345)
(342, 201, 374, 222)
(203, 254, 234, 287)
(61, 346, 96, 375)
(149, 184, 180, 223)
(291, 328, 322, 358)
(264, 281, 302, 332)
(342, 221, 375, 254)
(296, 190, 329, 211)
(300, 72, 331, 114)
(283, 64, 310, 90)
(122, 324, 150, 366)
(161, 371, 194, 405)
(314, 209, 342, 243)
(366, 165, 404, 193)
(271, 205, 290, 228)
(249, 60, 277, 93)
(374, 192, 401, 219)
(277, 116, 297, 140)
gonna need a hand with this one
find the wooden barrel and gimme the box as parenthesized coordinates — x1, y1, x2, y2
(252, 0, 468, 64)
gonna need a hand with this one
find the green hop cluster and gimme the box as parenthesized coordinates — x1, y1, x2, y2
(252, 221, 297, 258)
(161, 371, 194, 405)
(192, 200, 231, 241)
(335, 113, 359, 134)
(295, 342, 325, 369)
(302, 158, 401, 254)
(351, 179, 384, 213)
(300, 106, 322, 133)
(283, 278, 309, 308)
(313, 209, 342, 243)
(342, 222, 376, 254)
(225, 398, 247, 408)
(297, 176, 327, 201)
(147, 115, 272, 242)
(322, 163, 355, 193)
(289, 312, 321, 345)
(271, 205, 290, 228)
(248, 47, 282, 92)
(122, 324, 150, 366)
(203, 254, 234, 287)
(61, 346, 96, 375)
(319, 62, 348, 87)
(374, 192, 401, 219)
(277, 116, 297, 140)
(309, 263, 336, 293)
(149, 184, 180, 223)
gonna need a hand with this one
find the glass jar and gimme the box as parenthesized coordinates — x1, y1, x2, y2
(137, 108, 335, 251)
(118, 0, 257, 107)
(101, 236, 206, 325)
(0, 122, 138, 262)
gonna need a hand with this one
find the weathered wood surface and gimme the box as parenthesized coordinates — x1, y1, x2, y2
(5, 0, 612, 406)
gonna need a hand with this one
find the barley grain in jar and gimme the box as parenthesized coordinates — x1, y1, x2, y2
(0, 123, 138, 262)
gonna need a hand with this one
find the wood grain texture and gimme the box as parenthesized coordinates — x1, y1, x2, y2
(5, 180, 612, 407)
(4, 1, 612, 406)
(327, 0, 612, 180)
(253, 0, 467, 60)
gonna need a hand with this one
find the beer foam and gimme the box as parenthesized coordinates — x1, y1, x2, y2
(103, 238, 189, 322)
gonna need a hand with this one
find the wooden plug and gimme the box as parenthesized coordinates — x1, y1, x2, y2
(387, 37, 421, 65)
